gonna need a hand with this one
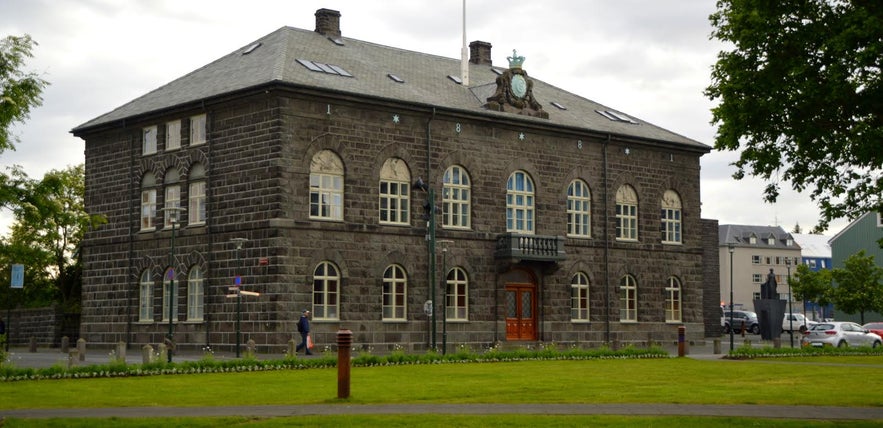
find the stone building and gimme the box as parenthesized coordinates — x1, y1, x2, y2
(72, 8, 716, 353)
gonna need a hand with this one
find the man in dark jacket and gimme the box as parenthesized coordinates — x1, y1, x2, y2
(295, 310, 312, 355)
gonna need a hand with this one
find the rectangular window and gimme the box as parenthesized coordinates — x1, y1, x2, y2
(615, 204, 638, 241)
(660, 208, 681, 243)
(143, 125, 157, 155)
(446, 273, 468, 321)
(187, 271, 204, 321)
(189, 181, 206, 225)
(166, 120, 181, 151)
(190, 114, 206, 146)
(751, 255, 761, 264)
(139, 281, 153, 321)
(753, 274, 762, 283)
(379, 181, 409, 225)
(164, 185, 181, 228)
(141, 189, 156, 230)
(310, 173, 343, 220)
(571, 284, 589, 321)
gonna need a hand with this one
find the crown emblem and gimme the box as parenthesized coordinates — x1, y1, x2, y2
(507, 49, 525, 69)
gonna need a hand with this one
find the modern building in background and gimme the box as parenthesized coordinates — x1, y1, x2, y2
(828, 212, 883, 323)
(72, 8, 717, 353)
(792, 233, 832, 320)
(719, 225, 801, 313)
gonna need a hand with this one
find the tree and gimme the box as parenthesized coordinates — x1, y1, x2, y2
(706, 1, 883, 232)
(788, 263, 833, 318)
(0, 34, 48, 155)
(830, 250, 883, 324)
(1, 165, 104, 311)
(792, 223, 802, 234)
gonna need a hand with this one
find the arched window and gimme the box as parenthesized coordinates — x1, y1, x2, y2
(571, 272, 590, 321)
(661, 190, 682, 244)
(615, 185, 638, 241)
(164, 169, 182, 228)
(309, 150, 344, 220)
(619, 274, 637, 322)
(313, 261, 340, 320)
(567, 180, 591, 238)
(140, 172, 157, 231)
(139, 270, 153, 322)
(442, 165, 471, 229)
(506, 170, 535, 234)
(382, 265, 407, 320)
(665, 276, 682, 322)
(187, 266, 204, 321)
(445, 267, 469, 321)
(379, 158, 410, 225)
(162, 267, 179, 322)
(188, 163, 206, 225)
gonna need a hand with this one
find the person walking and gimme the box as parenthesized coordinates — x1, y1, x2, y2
(296, 310, 312, 355)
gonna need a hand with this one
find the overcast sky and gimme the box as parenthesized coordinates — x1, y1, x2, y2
(0, 0, 850, 237)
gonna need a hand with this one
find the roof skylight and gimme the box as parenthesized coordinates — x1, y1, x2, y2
(550, 101, 567, 110)
(296, 59, 354, 77)
(596, 110, 637, 124)
(387, 74, 405, 83)
(447, 75, 463, 84)
(242, 42, 262, 55)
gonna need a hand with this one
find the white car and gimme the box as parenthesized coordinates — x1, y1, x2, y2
(783, 313, 817, 333)
(801, 321, 883, 348)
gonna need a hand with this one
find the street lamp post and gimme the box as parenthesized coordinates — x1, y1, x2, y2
(438, 240, 453, 355)
(786, 257, 793, 348)
(231, 238, 248, 358)
(728, 242, 735, 351)
(160, 206, 185, 363)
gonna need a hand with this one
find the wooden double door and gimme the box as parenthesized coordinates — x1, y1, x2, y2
(505, 283, 536, 341)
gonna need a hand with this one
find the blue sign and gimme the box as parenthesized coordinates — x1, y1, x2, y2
(11, 264, 24, 288)
(234, 275, 241, 286)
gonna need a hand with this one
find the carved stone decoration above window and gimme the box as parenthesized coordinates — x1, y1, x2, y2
(483, 50, 549, 119)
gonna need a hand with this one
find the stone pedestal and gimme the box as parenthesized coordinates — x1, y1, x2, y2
(754, 299, 786, 341)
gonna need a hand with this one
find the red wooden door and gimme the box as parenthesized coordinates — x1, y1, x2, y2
(505, 284, 536, 341)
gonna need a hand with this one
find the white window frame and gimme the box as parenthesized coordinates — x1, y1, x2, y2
(166, 120, 181, 151)
(139, 270, 153, 322)
(312, 261, 340, 320)
(382, 265, 407, 321)
(141, 188, 156, 231)
(445, 267, 469, 321)
(189, 181, 206, 225)
(615, 185, 638, 241)
(143, 125, 157, 155)
(660, 190, 682, 244)
(567, 180, 591, 238)
(309, 150, 344, 221)
(190, 114, 206, 146)
(442, 165, 471, 229)
(187, 266, 204, 321)
(506, 170, 534, 234)
(164, 184, 181, 229)
(665, 276, 682, 322)
(571, 272, 590, 322)
(379, 158, 410, 225)
(619, 275, 637, 322)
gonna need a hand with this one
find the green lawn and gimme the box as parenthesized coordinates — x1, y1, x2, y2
(2, 356, 882, 427)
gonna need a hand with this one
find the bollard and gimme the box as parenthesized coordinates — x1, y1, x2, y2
(77, 338, 86, 361)
(247, 339, 256, 358)
(713, 338, 721, 354)
(288, 339, 297, 358)
(61, 336, 70, 353)
(337, 328, 353, 399)
(68, 350, 79, 368)
(773, 338, 781, 349)
(116, 341, 127, 363)
(158, 343, 168, 362)
(29, 336, 37, 352)
(142, 344, 154, 364)
(677, 325, 686, 357)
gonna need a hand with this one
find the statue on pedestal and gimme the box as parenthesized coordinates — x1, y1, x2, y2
(760, 268, 778, 299)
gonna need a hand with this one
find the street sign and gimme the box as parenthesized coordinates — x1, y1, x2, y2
(10, 264, 24, 288)
(234, 275, 241, 286)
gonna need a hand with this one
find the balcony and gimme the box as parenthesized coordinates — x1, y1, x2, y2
(494, 233, 566, 263)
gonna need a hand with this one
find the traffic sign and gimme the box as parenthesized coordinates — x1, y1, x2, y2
(10, 264, 24, 288)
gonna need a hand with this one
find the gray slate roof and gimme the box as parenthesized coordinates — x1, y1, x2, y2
(719, 224, 801, 250)
(73, 26, 708, 152)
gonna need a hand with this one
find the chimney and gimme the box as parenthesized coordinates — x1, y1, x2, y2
(469, 41, 492, 65)
(315, 8, 341, 38)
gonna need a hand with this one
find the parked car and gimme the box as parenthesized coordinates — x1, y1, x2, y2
(801, 321, 883, 348)
(862, 322, 883, 338)
(783, 313, 817, 333)
(722, 310, 760, 334)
